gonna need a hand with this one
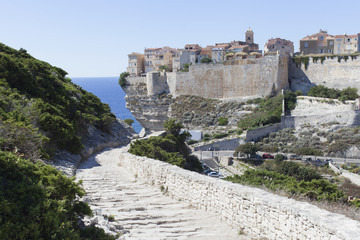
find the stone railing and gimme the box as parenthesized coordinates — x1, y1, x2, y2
(118, 150, 360, 240)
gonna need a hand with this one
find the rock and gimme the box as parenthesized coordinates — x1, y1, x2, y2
(139, 128, 146, 138)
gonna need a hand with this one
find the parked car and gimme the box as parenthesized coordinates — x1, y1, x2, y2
(203, 169, 213, 175)
(208, 171, 224, 178)
(289, 155, 301, 160)
(262, 153, 274, 159)
(325, 159, 333, 163)
(306, 157, 313, 161)
(250, 154, 262, 159)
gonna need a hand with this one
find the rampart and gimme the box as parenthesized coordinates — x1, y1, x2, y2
(289, 57, 360, 94)
(128, 54, 289, 99)
(118, 150, 360, 240)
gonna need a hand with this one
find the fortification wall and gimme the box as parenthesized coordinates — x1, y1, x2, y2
(118, 150, 360, 240)
(165, 55, 289, 99)
(289, 57, 360, 94)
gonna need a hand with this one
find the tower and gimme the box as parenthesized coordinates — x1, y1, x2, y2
(245, 27, 254, 44)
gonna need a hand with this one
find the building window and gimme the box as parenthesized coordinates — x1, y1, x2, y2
(328, 49, 332, 53)
(319, 36, 324, 40)
(304, 42, 308, 48)
(329, 41, 334, 45)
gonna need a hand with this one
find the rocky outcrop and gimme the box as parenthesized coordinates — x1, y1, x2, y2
(50, 119, 135, 176)
(123, 82, 253, 133)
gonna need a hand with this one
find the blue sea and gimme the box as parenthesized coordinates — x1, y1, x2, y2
(71, 77, 142, 133)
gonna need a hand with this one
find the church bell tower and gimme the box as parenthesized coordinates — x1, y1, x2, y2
(245, 27, 254, 44)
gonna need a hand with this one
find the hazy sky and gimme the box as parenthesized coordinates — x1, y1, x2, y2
(1, 0, 359, 77)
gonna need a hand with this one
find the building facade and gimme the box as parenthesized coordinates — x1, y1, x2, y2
(144, 47, 178, 73)
(300, 30, 334, 54)
(334, 34, 359, 54)
(264, 38, 294, 54)
(127, 52, 144, 76)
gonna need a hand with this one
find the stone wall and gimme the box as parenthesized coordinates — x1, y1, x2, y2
(118, 151, 360, 240)
(289, 57, 360, 94)
(246, 123, 284, 142)
(155, 54, 288, 99)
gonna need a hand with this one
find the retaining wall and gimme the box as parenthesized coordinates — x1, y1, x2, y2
(246, 123, 284, 142)
(118, 150, 360, 240)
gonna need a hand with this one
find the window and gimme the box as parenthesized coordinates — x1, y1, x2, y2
(319, 49, 323, 53)
(319, 36, 324, 40)
(329, 41, 334, 46)
(328, 49, 332, 53)
(304, 42, 308, 48)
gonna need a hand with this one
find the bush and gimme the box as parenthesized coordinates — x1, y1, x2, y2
(200, 57, 212, 63)
(234, 142, 258, 157)
(124, 118, 134, 126)
(213, 132, 228, 139)
(218, 117, 228, 126)
(226, 169, 345, 202)
(0, 150, 115, 239)
(118, 71, 130, 87)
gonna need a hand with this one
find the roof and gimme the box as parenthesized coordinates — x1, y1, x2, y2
(199, 49, 211, 55)
(301, 31, 334, 41)
(128, 52, 144, 56)
(228, 45, 248, 50)
(265, 38, 293, 46)
(213, 44, 230, 49)
(334, 35, 358, 38)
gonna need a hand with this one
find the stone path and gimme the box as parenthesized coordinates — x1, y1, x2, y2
(76, 147, 248, 240)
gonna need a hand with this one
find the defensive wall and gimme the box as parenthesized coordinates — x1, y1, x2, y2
(118, 150, 360, 240)
(130, 54, 289, 99)
(289, 56, 360, 94)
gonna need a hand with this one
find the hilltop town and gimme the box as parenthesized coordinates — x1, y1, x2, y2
(127, 28, 360, 76)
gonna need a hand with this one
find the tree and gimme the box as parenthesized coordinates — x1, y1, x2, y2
(235, 142, 258, 157)
(118, 71, 130, 87)
(295, 147, 323, 157)
(182, 63, 190, 72)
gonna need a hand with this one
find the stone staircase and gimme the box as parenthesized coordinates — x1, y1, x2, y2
(76, 148, 249, 240)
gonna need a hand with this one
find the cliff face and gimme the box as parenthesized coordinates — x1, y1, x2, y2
(124, 82, 172, 132)
(123, 81, 253, 132)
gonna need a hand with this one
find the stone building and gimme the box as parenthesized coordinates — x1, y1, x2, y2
(211, 43, 230, 63)
(264, 38, 294, 55)
(172, 44, 201, 71)
(144, 47, 178, 73)
(299, 30, 334, 54)
(334, 34, 359, 54)
(127, 52, 144, 76)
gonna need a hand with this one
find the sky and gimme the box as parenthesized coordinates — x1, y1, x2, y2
(1, 0, 360, 77)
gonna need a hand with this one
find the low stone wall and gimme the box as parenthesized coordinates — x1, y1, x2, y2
(246, 123, 284, 142)
(194, 137, 241, 151)
(118, 150, 360, 240)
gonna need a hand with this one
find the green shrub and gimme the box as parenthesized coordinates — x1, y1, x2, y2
(118, 71, 130, 87)
(200, 57, 212, 63)
(226, 169, 345, 202)
(129, 120, 201, 172)
(218, 117, 228, 126)
(124, 118, 134, 126)
(0, 150, 114, 239)
(213, 132, 228, 139)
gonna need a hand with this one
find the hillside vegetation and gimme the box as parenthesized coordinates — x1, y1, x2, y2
(0, 43, 115, 159)
(0, 43, 117, 239)
(129, 119, 202, 172)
